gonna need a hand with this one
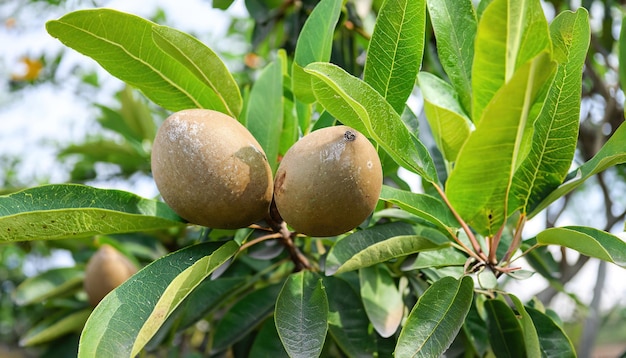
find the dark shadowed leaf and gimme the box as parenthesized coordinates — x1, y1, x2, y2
(212, 283, 283, 352)
(0, 184, 184, 242)
(484, 299, 526, 358)
(249, 317, 290, 357)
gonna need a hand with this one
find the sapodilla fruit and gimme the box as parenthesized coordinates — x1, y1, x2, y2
(151, 109, 273, 229)
(84, 245, 137, 306)
(274, 126, 382, 237)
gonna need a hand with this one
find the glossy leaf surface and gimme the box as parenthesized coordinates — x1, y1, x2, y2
(46, 9, 234, 113)
(325, 222, 449, 275)
(78, 241, 238, 357)
(427, 0, 476, 113)
(363, 0, 425, 114)
(379, 185, 459, 229)
(395, 276, 473, 357)
(509, 8, 590, 215)
(484, 299, 526, 358)
(536, 226, 626, 267)
(446, 53, 555, 235)
(275, 271, 328, 358)
(527, 307, 576, 357)
(0, 184, 183, 242)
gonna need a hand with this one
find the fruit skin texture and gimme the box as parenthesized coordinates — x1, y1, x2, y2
(274, 126, 382, 237)
(84, 245, 138, 306)
(151, 109, 273, 229)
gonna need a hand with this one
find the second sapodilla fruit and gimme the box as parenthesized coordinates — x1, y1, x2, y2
(274, 126, 383, 237)
(151, 109, 273, 229)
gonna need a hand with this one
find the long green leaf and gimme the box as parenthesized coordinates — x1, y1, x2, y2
(212, 283, 283, 352)
(78, 241, 238, 357)
(509, 9, 590, 215)
(275, 271, 328, 358)
(13, 267, 84, 305)
(46, 9, 230, 113)
(323, 276, 377, 357)
(20, 308, 92, 347)
(620, 15, 626, 116)
(530, 119, 626, 217)
(526, 307, 576, 357)
(484, 299, 526, 358)
(426, 0, 477, 114)
(446, 53, 555, 235)
(0, 184, 183, 242)
(363, 0, 425, 114)
(379, 185, 459, 229)
(325, 222, 448, 275)
(536, 226, 626, 267)
(151, 25, 242, 118)
(508, 294, 541, 357)
(472, 0, 550, 122)
(246, 59, 284, 172)
(360, 265, 403, 338)
(292, 0, 343, 103)
(305, 62, 437, 182)
(418, 72, 471, 162)
(395, 276, 473, 357)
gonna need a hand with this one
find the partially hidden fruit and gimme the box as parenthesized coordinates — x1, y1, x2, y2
(151, 109, 273, 229)
(274, 126, 382, 237)
(84, 245, 138, 306)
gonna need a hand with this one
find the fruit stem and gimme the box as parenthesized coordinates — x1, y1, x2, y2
(265, 200, 311, 271)
(239, 232, 283, 252)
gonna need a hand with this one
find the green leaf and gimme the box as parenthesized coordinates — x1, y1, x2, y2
(212, 283, 283, 352)
(418, 72, 471, 162)
(509, 8, 590, 215)
(484, 299, 526, 358)
(472, 0, 551, 122)
(360, 265, 403, 338)
(379, 185, 459, 229)
(325, 222, 449, 275)
(78, 241, 238, 357)
(246, 59, 284, 172)
(13, 267, 84, 306)
(403, 247, 468, 270)
(250, 317, 290, 357)
(292, 0, 343, 103)
(526, 306, 576, 357)
(620, 15, 626, 109)
(0, 184, 184, 242)
(395, 276, 473, 357)
(446, 53, 555, 235)
(305, 62, 438, 182)
(426, 0, 477, 114)
(20, 308, 92, 347)
(323, 276, 377, 357)
(275, 271, 328, 358)
(508, 294, 541, 357)
(363, 0, 425, 114)
(536, 226, 626, 267)
(46, 9, 231, 113)
(152, 25, 242, 118)
(530, 119, 626, 217)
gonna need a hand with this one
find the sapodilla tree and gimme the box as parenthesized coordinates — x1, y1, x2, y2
(151, 109, 274, 229)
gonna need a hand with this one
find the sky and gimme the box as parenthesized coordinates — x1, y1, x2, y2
(0, 0, 625, 318)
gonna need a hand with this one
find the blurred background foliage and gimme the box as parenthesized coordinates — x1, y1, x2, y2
(0, 0, 625, 356)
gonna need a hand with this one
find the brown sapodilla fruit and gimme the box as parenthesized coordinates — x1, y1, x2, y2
(274, 126, 382, 237)
(151, 109, 273, 229)
(84, 245, 138, 306)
